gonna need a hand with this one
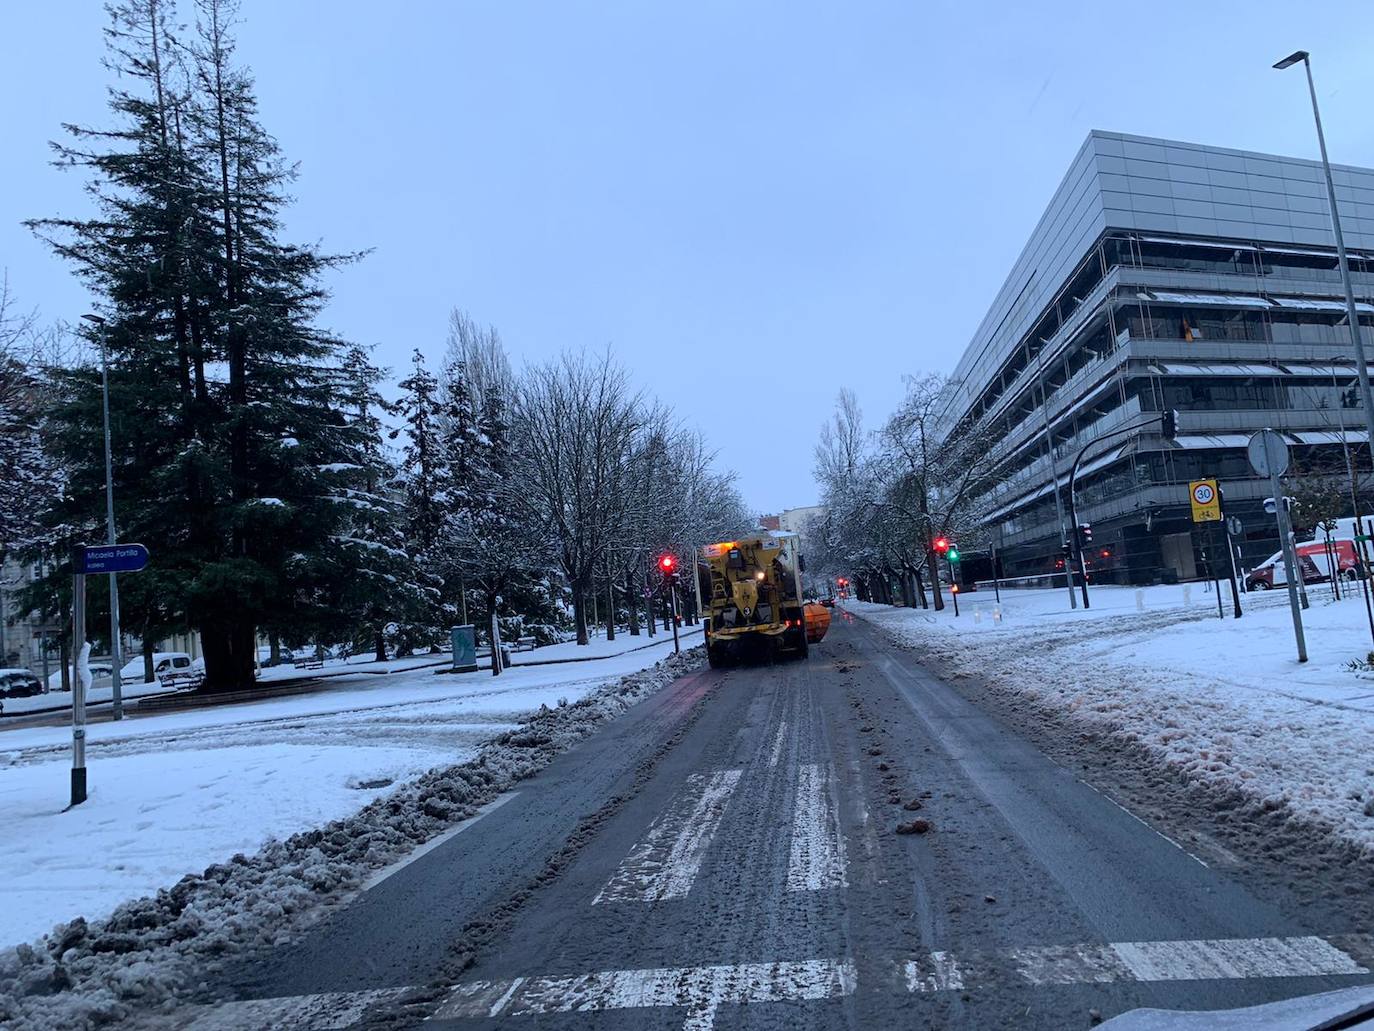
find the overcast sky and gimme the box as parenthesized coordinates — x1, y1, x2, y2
(5, 2, 1374, 513)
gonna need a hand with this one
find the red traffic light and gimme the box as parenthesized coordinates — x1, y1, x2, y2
(658, 553, 676, 573)
(933, 537, 950, 554)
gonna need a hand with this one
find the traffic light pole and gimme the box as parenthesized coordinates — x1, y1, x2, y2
(1067, 413, 1174, 611)
(669, 581, 680, 655)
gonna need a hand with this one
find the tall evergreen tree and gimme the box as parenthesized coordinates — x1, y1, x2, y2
(29, 0, 377, 691)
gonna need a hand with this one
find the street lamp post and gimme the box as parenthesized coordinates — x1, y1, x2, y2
(80, 313, 123, 720)
(1274, 51, 1374, 465)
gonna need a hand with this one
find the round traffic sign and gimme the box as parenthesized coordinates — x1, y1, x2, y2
(1247, 429, 1289, 477)
(1227, 515, 1243, 537)
(1191, 482, 1216, 506)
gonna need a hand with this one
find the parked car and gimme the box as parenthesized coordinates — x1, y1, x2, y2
(0, 669, 44, 699)
(46, 663, 114, 692)
(120, 652, 195, 681)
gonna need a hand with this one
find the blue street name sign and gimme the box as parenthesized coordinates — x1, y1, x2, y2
(79, 543, 150, 574)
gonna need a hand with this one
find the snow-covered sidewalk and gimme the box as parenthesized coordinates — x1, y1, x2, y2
(0, 632, 696, 949)
(848, 582, 1374, 855)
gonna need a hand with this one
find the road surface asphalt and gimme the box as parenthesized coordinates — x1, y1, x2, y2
(182, 610, 1373, 1030)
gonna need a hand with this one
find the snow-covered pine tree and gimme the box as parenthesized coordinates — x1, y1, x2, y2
(324, 345, 436, 659)
(31, 0, 377, 691)
(392, 349, 448, 639)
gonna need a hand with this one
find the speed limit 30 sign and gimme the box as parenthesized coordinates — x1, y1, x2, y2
(1189, 478, 1221, 522)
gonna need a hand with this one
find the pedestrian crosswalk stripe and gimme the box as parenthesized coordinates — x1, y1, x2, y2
(432, 957, 858, 1024)
(906, 935, 1368, 992)
(787, 763, 848, 892)
(593, 768, 742, 904)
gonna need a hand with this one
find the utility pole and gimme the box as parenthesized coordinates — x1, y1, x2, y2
(1274, 51, 1374, 460)
(81, 314, 123, 719)
(70, 549, 88, 806)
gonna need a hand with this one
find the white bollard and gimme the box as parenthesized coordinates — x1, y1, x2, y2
(993, 606, 1002, 623)
(974, 610, 982, 625)
(1135, 589, 1144, 611)
(1183, 585, 1192, 607)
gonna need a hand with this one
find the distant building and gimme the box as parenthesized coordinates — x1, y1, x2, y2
(942, 130, 1374, 584)
(0, 556, 54, 675)
(758, 514, 782, 531)
(779, 506, 826, 535)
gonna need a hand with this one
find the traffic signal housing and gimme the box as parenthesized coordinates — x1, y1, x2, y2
(1161, 408, 1179, 440)
(1078, 523, 1093, 548)
(658, 553, 677, 574)
(933, 537, 950, 555)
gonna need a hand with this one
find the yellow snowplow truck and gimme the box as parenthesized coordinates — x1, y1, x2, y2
(700, 533, 809, 667)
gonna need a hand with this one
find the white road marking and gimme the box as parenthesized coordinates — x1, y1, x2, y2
(433, 958, 858, 1026)
(907, 935, 1369, 992)
(787, 763, 848, 892)
(361, 791, 520, 891)
(767, 719, 788, 767)
(1076, 778, 1209, 868)
(188, 987, 410, 1030)
(906, 950, 965, 992)
(186, 936, 1371, 1028)
(593, 769, 743, 903)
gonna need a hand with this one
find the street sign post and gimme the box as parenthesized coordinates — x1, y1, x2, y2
(1247, 430, 1306, 662)
(68, 542, 151, 806)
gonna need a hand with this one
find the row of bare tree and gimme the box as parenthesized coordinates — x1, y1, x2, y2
(811, 375, 1007, 611)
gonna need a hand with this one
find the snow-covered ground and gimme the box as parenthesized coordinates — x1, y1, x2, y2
(0, 630, 698, 949)
(848, 581, 1374, 855)
(4, 626, 700, 716)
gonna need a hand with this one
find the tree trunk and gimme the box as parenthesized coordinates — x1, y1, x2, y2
(927, 550, 945, 611)
(60, 634, 71, 692)
(143, 637, 156, 682)
(573, 587, 589, 645)
(268, 632, 281, 667)
(374, 627, 386, 662)
(605, 574, 616, 642)
(913, 566, 929, 609)
(626, 569, 640, 636)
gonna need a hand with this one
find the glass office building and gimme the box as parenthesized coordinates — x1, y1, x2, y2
(946, 130, 1374, 584)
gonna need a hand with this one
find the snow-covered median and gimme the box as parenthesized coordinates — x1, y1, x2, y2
(0, 640, 700, 1030)
(848, 583, 1374, 855)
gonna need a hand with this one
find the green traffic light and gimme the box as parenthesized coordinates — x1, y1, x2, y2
(948, 549, 960, 562)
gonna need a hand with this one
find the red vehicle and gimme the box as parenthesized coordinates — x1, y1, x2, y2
(1245, 538, 1360, 590)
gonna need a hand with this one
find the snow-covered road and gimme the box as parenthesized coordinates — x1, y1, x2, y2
(848, 582, 1374, 856)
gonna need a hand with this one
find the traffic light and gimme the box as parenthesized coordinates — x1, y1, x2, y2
(1160, 408, 1179, 440)
(658, 553, 677, 574)
(946, 544, 961, 563)
(933, 537, 950, 555)
(1264, 496, 1296, 514)
(1078, 523, 1093, 548)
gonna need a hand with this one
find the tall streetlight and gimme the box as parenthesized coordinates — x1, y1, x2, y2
(1274, 50, 1374, 469)
(80, 313, 123, 720)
